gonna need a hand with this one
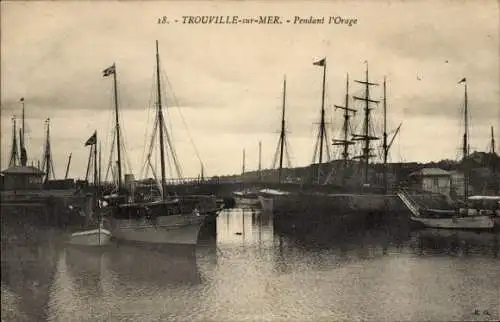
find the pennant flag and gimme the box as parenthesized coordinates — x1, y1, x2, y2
(102, 65, 115, 77)
(84, 131, 97, 146)
(313, 58, 326, 66)
(458, 77, 466, 84)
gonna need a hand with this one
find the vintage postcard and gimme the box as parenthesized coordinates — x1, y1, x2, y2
(1, 1, 499, 321)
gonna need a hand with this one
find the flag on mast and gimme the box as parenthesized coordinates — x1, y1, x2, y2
(313, 58, 326, 66)
(84, 131, 97, 146)
(102, 64, 115, 77)
(458, 77, 466, 84)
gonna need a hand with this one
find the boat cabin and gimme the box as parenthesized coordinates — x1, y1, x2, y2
(0, 166, 44, 191)
(466, 195, 500, 210)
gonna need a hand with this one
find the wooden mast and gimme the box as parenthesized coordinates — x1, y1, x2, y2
(8, 116, 18, 167)
(112, 63, 123, 190)
(333, 73, 356, 185)
(258, 141, 262, 181)
(459, 78, 469, 200)
(20, 97, 27, 166)
(491, 126, 496, 155)
(383, 76, 388, 193)
(353, 62, 379, 186)
(64, 153, 72, 179)
(242, 148, 246, 175)
(99, 142, 102, 185)
(491, 126, 497, 194)
(278, 76, 286, 183)
(155, 40, 167, 200)
(94, 131, 98, 186)
(313, 58, 328, 184)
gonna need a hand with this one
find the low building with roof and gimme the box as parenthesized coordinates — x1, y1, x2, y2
(408, 167, 451, 195)
(1, 166, 45, 191)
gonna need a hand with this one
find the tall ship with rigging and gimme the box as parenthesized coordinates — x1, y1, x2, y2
(258, 60, 406, 235)
(103, 40, 219, 245)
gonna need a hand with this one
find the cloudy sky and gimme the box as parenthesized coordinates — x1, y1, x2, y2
(1, 0, 499, 180)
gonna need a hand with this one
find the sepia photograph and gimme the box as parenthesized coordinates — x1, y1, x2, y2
(1, 0, 499, 321)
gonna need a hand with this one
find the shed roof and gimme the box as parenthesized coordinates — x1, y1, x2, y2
(1, 166, 44, 175)
(409, 167, 450, 177)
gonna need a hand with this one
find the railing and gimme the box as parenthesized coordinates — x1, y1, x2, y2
(396, 188, 422, 217)
(136, 178, 245, 186)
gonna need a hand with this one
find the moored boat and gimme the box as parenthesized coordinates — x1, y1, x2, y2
(459, 195, 500, 229)
(69, 225, 112, 246)
(264, 63, 404, 233)
(397, 190, 495, 230)
(233, 189, 260, 208)
(102, 41, 219, 246)
(257, 188, 289, 213)
(107, 195, 217, 245)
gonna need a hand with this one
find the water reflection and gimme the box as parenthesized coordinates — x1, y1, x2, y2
(3, 208, 499, 321)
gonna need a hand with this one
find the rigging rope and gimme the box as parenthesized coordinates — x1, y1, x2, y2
(162, 68, 206, 172)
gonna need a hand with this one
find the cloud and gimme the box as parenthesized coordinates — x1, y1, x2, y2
(1, 0, 499, 177)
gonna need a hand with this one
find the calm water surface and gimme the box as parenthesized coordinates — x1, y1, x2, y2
(2, 208, 499, 321)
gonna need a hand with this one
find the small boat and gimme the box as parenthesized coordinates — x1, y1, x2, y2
(232, 189, 260, 208)
(257, 188, 289, 213)
(69, 220, 112, 246)
(459, 195, 500, 228)
(397, 79, 496, 231)
(397, 190, 495, 230)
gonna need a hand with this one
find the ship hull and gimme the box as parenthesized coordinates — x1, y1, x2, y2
(69, 228, 112, 246)
(271, 192, 407, 236)
(258, 196, 274, 213)
(410, 215, 495, 230)
(109, 214, 206, 245)
(234, 197, 260, 208)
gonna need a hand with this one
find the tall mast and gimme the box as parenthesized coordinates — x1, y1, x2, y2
(382, 76, 388, 193)
(64, 153, 72, 179)
(258, 141, 262, 181)
(156, 40, 167, 199)
(99, 142, 102, 185)
(491, 126, 496, 155)
(94, 131, 98, 186)
(492, 126, 497, 193)
(458, 78, 469, 200)
(279, 76, 287, 183)
(21, 98, 25, 146)
(319, 59, 327, 165)
(333, 73, 356, 179)
(242, 148, 246, 175)
(312, 58, 328, 184)
(8, 116, 19, 167)
(353, 62, 379, 186)
(19, 97, 27, 166)
(112, 64, 123, 189)
(42, 118, 55, 183)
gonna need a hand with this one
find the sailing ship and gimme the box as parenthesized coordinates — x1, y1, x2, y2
(103, 41, 219, 246)
(397, 78, 495, 230)
(260, 60, 405, 235)
(233, 148, 262, 208)
(256, 76, 294, 212)
(69, 131, 112, 246)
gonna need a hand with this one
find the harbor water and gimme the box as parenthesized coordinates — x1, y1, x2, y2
(1, 208, 499, 322)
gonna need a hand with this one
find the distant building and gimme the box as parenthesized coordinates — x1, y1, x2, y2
(1, 166, 44, 191)
(409, 167, 451, 195)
